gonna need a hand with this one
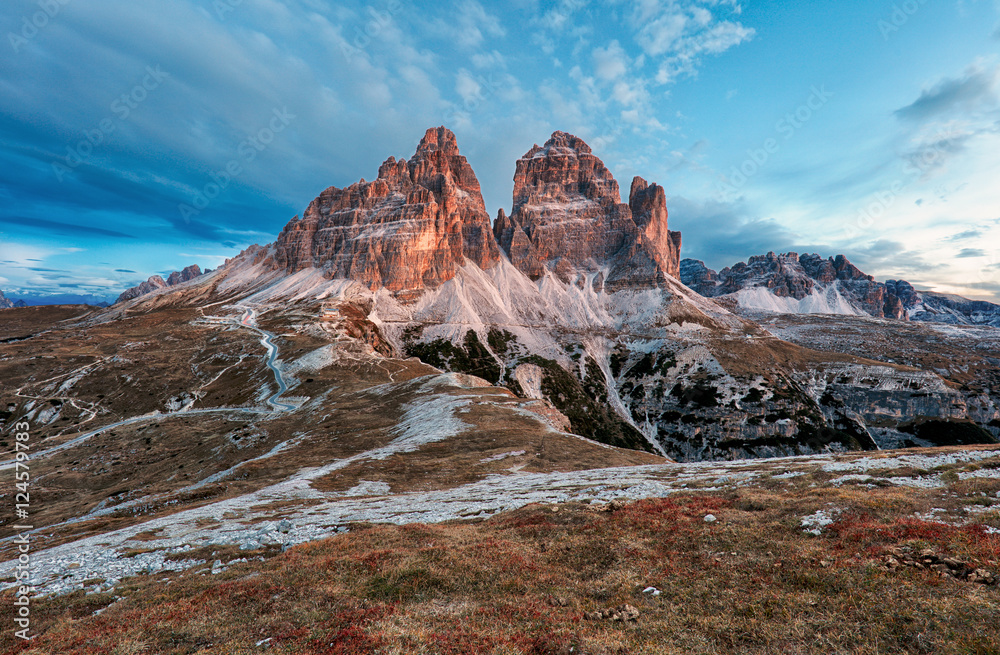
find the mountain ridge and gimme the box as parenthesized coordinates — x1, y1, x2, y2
(681, 252, 1000, 327)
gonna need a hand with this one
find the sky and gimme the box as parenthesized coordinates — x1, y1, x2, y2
(1, 0, 999, 304)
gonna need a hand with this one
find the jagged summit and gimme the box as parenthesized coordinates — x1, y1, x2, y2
(680, 252, 905, 318)
(263, 127, 682, 299)
(272, 126, 499, 300)
(496, 130, 682, 287)
(681, 252, 1000, 326)
(117, 264, 205, 304)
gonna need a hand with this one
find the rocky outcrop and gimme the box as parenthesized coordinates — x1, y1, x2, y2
(117, 265, 204, 304)
(498, 131, 681, 288)
(0, 290, 14, 309)
(682, 252, 908, 319)
(682, 252, 1000, 326)
(679, 259, 717, 295)
(911, 292, 1000, 328)
(166, 265, 204, 287)
(273, 127, 500, 300)
(628, 177, 682, 278)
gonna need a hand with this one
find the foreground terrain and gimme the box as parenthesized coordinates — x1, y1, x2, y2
(2, 444, 999, 654)
(2, 127, 999, 653)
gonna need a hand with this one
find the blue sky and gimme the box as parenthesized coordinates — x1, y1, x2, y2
(2, 0, 999, 303)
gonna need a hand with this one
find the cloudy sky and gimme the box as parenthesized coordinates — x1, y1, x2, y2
(2, 0, 999, 303)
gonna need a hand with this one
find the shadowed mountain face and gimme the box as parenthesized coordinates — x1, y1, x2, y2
(681, 252, 1000, 327)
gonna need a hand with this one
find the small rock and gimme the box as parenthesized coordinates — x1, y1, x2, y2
(277, 520, 292, 534)
(585, 604, 640, 622)
(614, 604, 640, 622)
(703, 514, 717, 523)
(642, 586, 661, 596)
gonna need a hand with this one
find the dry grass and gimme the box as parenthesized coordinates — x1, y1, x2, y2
(4, 480, 999, 655)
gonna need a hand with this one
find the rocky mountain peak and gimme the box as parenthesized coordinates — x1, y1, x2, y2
(499, 131, 681, 285)
(415, 125, 460, 156)
(682, 253, 905, 319)
(628, 176, 681, 278)
(259, 127, 682, 299)
(512, 131, 620, 211)
(117, 265, 207, 304)
(272, 126, 499, 299)
(166, 265, 203, 287)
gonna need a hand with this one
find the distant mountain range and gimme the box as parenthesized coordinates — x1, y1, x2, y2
(0, 289, 27, 309)
(116, 265, 209, 303)
(681, 252, 1000, 328)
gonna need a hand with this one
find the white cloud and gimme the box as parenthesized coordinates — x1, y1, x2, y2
(612, 79, 647, 107)
(592, 40, 630, 81)
(453, 1, 506, 49)
(455, 69, 483, 103)
(471, 49, 507, 69)
(629, 1, 755, 84)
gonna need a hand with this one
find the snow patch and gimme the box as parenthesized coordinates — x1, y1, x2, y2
(735, 284, 862, 316)
(801, 508, 842, 535)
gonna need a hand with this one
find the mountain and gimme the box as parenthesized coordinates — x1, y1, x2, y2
(495, 131, 681, 288)
(682, 252, 1000, 327)
(109, 127, 998, 460)
(0, 290, 26, 308)
(272, 126, 499, 301)
(116, 264, 206, 303)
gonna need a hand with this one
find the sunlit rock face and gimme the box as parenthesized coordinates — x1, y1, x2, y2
(274, 126, 500, 299)
(496, 131, 681, 289)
